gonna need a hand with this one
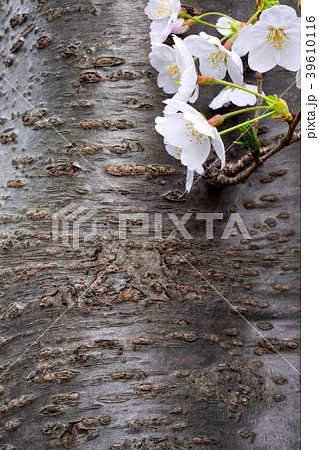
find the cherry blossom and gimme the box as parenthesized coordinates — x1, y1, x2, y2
(145, 0, 181, 44)
(155, 99, 225, 191)
(232, 5, 301, 73)
(150, 36, 198, 111)
(209, 83, 265, 109)
(149, 43, 180, 94)
(184, 32, 243, 84)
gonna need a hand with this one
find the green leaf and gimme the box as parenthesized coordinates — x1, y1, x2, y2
(236, 120, 261, 152)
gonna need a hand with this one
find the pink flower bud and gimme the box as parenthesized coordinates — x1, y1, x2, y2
(208, 115, 224, 127)
(224, 38, 234, 51)
(171, 18, 190, 35)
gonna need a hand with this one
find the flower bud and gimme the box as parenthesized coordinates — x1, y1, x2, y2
(171, 18, 192, 35)
(197, 76, 217, 85)
(224, 38, 235, 50)
(230, 21, 243, 33)
(208, 115, 224, 127)
(266, 95, 292, 120)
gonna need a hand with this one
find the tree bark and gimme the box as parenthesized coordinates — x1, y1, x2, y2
(0, 0, 300, 449)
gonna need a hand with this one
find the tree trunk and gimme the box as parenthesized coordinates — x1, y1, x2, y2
(0, 0, 300, 449)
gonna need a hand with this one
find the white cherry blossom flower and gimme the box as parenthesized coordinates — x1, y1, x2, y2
(171, 36, 199, 105)
(150, 36, 198, 111)
(209, 83, 265, 109)
(184, 32, 243, 84)
(155, 99, 225, 191)
(145, 0, 181, 44)
(149, 43, 180, 94)
(216, 16, 241, 36)
(232, 5, 301, 72)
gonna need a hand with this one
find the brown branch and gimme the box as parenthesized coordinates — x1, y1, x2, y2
(252, 71, 263, 137)
(205, 111, 301, 186)
(282, 110, 301, 144)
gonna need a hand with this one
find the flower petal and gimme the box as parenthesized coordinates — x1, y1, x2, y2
(211, 129, 225, 169)
(199, 32, 222, 47)
(172, 0, 181, 22)
(248, 42, 277, 72)
(245, 84, 265, 96)
(149, 44, 176, 72)
(158, 71, 179, 93)
(184, 34, 215, 57)
(186, 168, 195, 192)
(285, 17, 301, 40)
(230, 86, 257, 106)
(195, 165, 204, 175)
(271, 18, 301, 71)
(145, 0, 162, 20)
(226, 51, 243, 85)
(189, 84, 199, 103)
(163, 100, 215, 142)
(200, 32, 237, 58)
(232, 25, 254, 56)
(209, 88, 232, 109)
(150, 18, 172, 44)
(232, 23, 268, 56)
(273, 34, 301, 71)
(199, 53, 227, 79)
(173, 35, 194, 69)
(145, 0, 173, 20)
(183, 111, 214, 139)
(167, 65, 198, 107)
(259, 5, 297, 29)
(181, 138, 211, 170)
(160, 113, 199, 149)
(163, 99, 199, 115)
(165, 143, 182, 160)
(216, 17, 234, 36)
(185, 165, 205, 192)
(155, 116, 167, 136)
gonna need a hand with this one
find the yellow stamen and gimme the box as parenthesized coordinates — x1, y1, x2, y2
(164, 62, 182, 83)
(268, 28, 290, 51)
(205, 48, 226, 72)
(185, 122, 207, 145)
(155, 0, 172, 19)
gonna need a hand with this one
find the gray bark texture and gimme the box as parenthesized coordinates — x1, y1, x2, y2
(0, 0, 300, 449)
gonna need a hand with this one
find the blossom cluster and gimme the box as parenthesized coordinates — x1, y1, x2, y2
(145, 1, 301, 191)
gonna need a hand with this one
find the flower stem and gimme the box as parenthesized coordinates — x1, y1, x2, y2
(219, 111, 274, 135)
(220, 33, 232, 43)
(197, 76, 269, 102)
(179, 12, 230, 29)
(245, 5, 265, 25)
(221, 106, 271, 120)
(195, 12, 235, 21)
